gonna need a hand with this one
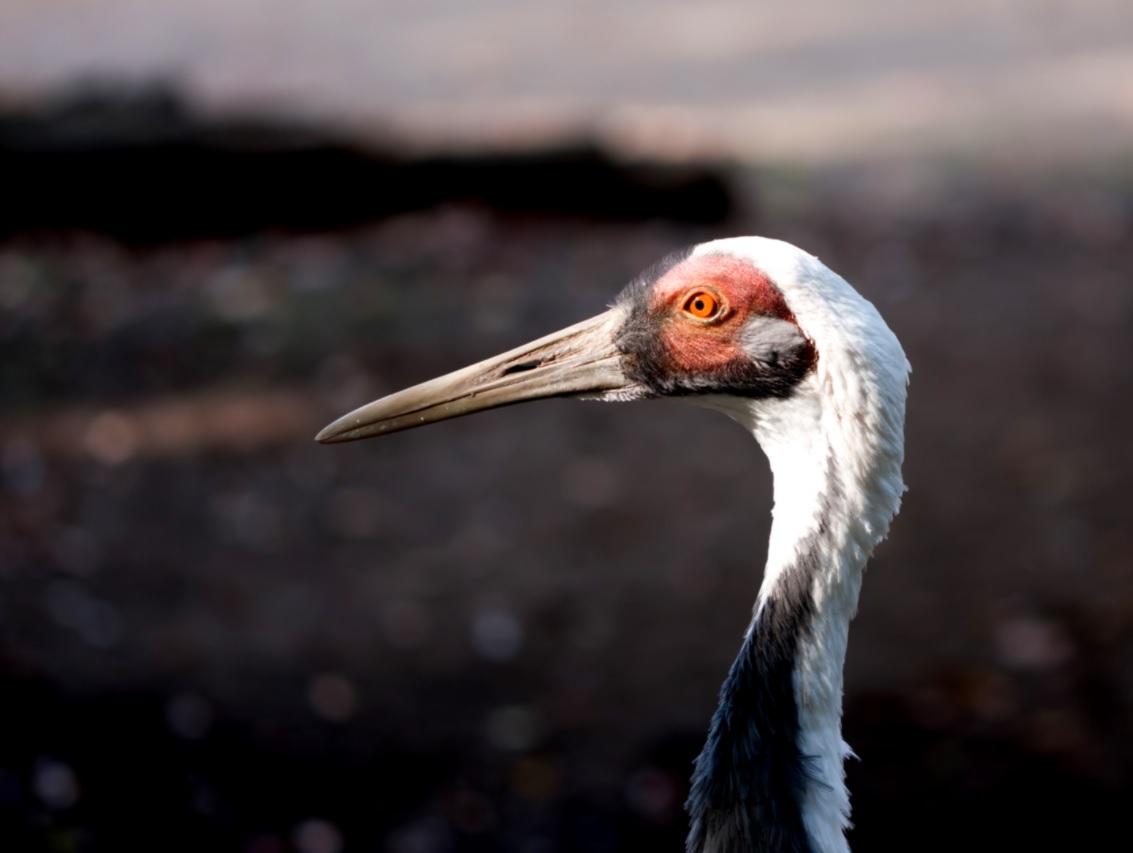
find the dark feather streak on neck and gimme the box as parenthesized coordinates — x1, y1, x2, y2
(685, 547, 824, 853)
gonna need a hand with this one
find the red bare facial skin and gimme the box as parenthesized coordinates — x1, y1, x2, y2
(650, 254, 798, 373)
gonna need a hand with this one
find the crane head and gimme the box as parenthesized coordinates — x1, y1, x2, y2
(315, 238, 892, 444)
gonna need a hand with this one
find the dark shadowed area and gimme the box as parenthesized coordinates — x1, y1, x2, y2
(2, 4, 1133, 852)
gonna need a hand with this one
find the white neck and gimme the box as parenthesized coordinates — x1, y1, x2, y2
(772, 388, 875, 853)
(712, 365, 902, 851)
(712, 359, 905, 853)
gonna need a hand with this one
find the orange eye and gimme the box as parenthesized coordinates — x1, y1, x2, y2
(682, 290, 720, 320)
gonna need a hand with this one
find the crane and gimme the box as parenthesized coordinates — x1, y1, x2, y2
(317, 237, 909, 853)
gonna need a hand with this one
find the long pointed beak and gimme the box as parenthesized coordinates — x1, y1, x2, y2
(316, 306, 639, 443)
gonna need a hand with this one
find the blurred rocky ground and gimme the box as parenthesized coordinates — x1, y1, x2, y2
(1, 88, 1131, 851)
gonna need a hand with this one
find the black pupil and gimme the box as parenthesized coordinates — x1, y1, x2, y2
(694, 299, 705, 312)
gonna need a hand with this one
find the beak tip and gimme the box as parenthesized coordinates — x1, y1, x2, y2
(316, 414, 389, 444)
(315, 422, 347, 444)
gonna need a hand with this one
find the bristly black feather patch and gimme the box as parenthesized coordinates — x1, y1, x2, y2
(613, 244, 695, 309)
(685, 554, 821, 853)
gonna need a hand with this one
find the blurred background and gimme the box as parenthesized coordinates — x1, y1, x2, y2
(2, 2, 1132, 851)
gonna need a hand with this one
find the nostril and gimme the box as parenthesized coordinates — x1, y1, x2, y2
(501, 359, 542, 377)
